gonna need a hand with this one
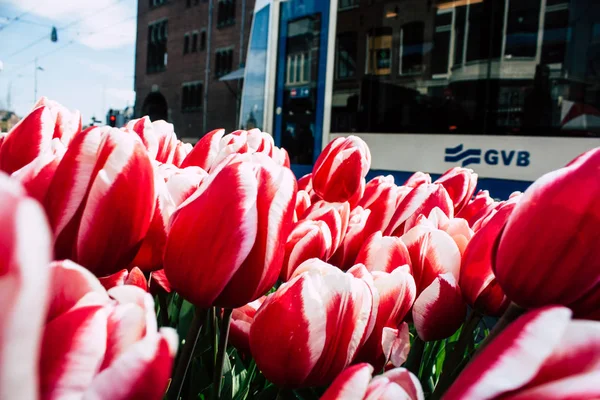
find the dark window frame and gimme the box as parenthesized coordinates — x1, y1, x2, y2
(217, 0, 236, 28)
(182, 81, 204, 111)
(147, 20, 168, 74)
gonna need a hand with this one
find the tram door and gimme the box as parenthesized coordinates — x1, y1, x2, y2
(273, 0, 332, 166)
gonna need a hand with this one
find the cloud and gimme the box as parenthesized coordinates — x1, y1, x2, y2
(5, 0, 137, 50)
(75, 59, 131, 80)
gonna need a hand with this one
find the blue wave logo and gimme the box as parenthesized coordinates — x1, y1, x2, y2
(444, 144, 481, 167)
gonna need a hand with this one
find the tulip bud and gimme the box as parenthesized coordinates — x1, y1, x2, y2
(164, 154, 296, 308)
(385, 183, 453, 236)
(0, 173, 52, 400)
(44, 126, 156, 276)
(329, 206, 371, 270)
(494, 147, 600, 317)
(98, 267, 149, 292)
(229, 297, 265, 353)
(249, 261, 377, 387)
(125, 117, 159, 159)
(312, 136, 371, 203)
(434, 167, 478, 213)
(460, 198, 519, 316)
(281, 220, 333, 281)
(293, 190, 311, 222)
(402, 224, 466, 341)
(456, 189, 496, 228)
(321, 364, 424, 400)
(445, 306, 600, 400)
(359, 177, 400, 235)
(355, 231, 412, 274)
(301, 200, 350, 256)
(181, 129, 226, 170)
(404, 171, 432, 188)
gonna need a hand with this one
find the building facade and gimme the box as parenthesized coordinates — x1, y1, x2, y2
(134, 0, 254, 140)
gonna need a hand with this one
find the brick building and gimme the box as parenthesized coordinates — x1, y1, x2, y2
(134, 0, 254, 140)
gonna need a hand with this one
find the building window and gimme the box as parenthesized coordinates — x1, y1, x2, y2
(466, 1, 503, 62)
(400, 21, 424, 75)
(505, 0, 541, 58)
(366, 28, 393, 75)
(339, 0, 359, 10)
(336, 33, 357, 79)
(286, 52, 310, 85)
(431, 11, 452, 75)
(149, 0, 166, 7)
(182, 82, 203, 111)
(541, 2, 570, 64)
(147, 20, 168, 73)
(200, 30, 207, 51)
(215, 48, 234, 77)
(191, 31, 198, 52)
(183, 34, 190, 54)
(217, 0, 236, 28)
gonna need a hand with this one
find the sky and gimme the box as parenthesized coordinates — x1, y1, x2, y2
(0, 0, 137, 124)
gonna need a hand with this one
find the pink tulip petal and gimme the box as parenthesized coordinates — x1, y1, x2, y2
(444, 306, 572, 400)
(412, 273, 466, 341)
(320, 364, 373, 400)
(84, 328, 178, 400)
(355, 231, 412, 273)
(382, 323, 411, 367)
(181, 128, 226, 170)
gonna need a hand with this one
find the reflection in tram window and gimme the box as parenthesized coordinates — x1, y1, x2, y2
(329, 0, 600, 138)
(367, 28, 393, 75)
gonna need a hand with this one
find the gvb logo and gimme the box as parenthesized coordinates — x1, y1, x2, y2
(444, 145, 530, 167)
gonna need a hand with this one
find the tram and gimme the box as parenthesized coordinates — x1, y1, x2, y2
(239, 0, 600, 199)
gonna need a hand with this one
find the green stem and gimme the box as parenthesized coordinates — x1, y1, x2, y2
(211, 308, 233, 400)
(406, 335, 426, 376)
(167, 307, 207, 400)
(432, 310, 482, 399)
(209, 307, 218, 378)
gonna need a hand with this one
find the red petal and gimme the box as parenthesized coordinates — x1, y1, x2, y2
(40, 305, 109, 399)
(125, 117, 159, 159)
(0, 175, 52, 400)
(98, 269, 128, 291)
(149, 269, 172, 295)
(445, 307, 572, 400)
(281, 220, 332, 281)
(355, 231, 412, 273)
(125, 267, 148, 291)
(164, 161, 259, 308)
(328, 206, 371, 270)
(85, 329, 178, 400)
(412, 273, 466, 341)
(403, 171, 431, 188)
(0, 106, 55, 173)
(320, 364, 373, 400)
(181, 128, 226, 170)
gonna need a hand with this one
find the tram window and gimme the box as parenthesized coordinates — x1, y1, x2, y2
(505, 0, 541, 58)
(541, 5, 570, 64)
(336, 33, 357, 79)
(432, 12, 452, 75)
(400, 22, 425, 75)
(366, 29, 393, 75)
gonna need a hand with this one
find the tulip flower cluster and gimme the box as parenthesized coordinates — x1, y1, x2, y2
(0, 98, 599, 400)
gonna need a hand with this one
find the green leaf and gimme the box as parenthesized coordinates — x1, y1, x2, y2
(177, 300, 195, 340)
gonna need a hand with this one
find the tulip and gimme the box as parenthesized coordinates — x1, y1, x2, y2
(0, 99, 80, 174)
(0, 173, 52, 400)
(11, 138, 66, 202)
(354, 231, 412, 274)
(352, 265, 416, 370)
(98, 267, 148, 292)
(493, 147, 600, 317)
(132, 164, 206, 271)
(210, 129, 278, 170)
(359, 176, 402, 235)
(460, 198, 519, 316)
(445, 306, 600, 400)
(414, 207, 474, 255)
(301, 200, 350, 256)
(385, 183, 453, 236)
(321, 364, 424, 400)
(402, 224, 466, 341)
(456, 190, 496, 228)
(164, 153, 296, 308)
(42, 260, 178, 400)
(44, 126, 155, 276)
(297, 173, 313, 191)
(404, 171, 431, 188)
(329, 206, 372, 271)
(181, 128, 226, 170)
(172, 140, 193, 167)
(434, 167, 478, 213)
(293, 190, 311, 222)
(249, 260, 377, 387)
(125, 117, 159, 159)
(312, 136, 371, 203)
(229, 297, 265, 353)
(281, 220, 332, 281)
